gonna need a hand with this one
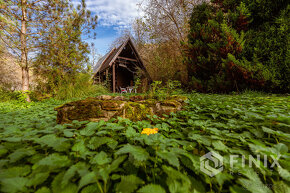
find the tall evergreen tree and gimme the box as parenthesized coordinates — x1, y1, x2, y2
(0, 0, 97, 100)
(34, 0, 97, 94)
(185, 0, 289, 92)
(0, 0, 68, 101)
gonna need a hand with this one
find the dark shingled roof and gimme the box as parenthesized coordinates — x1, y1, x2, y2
(93, 43, 123, 74)
(92, 51, 111, 73)
(92, 37, 151, 80)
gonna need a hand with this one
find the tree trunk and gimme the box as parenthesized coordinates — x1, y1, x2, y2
(21, 66, 30, 93)
(21, 0, 30, 102)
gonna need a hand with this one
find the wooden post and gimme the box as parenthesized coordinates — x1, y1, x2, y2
(105, 69, 108, 79)
(98, 72, 101, 83)
(112, 62, 116, 93)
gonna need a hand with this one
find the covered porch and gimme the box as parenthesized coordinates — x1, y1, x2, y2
(93, 38, 151, 93)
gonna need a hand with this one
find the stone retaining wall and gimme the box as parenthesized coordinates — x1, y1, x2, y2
(55, 95, 187, 124)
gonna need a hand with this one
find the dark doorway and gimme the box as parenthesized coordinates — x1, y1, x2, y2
(116, 65, 134, 89)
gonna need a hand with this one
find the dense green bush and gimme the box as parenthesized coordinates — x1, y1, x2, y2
(0, 94, 289, 192)
(33, 72, 108, 100)
(0, 88, 35, 102)
(185, 0, 289, 93)
(148, 80, 184, 100)
(184, 3, 264, 92)
(0, 73, 108, 102)
(54, 73, 108, 100)
(242, 5, 290, 91)
(0, 87, 14, 101)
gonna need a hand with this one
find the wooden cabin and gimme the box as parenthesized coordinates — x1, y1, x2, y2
(92, 38, 152, 92)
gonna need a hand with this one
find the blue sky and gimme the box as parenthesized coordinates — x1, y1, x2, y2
(88, 25, 119, 55)
(75, 0, 144, 56)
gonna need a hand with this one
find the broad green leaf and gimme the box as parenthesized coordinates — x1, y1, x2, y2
(98, 155, 127, 183)
(62, 162, 90, 188)
(27, 172, 50, 187)
(229, 185, 250, 193)
(212, 141, 228, 152)
(0, 160, 8, 168)
(3, 137, 22, 142)
(138, 184, 166, 193)
(116, 175, 144, 193)
(0, 177, 28, 193)
(33, 153, 71, 170)
(111, 174, 121, 180)
(215, 172, 234, 186)
(78, 172, 97, 191)
(9, 148, 36, 163)
(52, 172, 78, 193)
(81, 184, 102, 193)
(103, 123, 124, 131)
(189, 177, 206, 193)
(35, 134, 71, 152)
(238, 178, 272, 193)
(157, 150, 179, 168)
(273, 181, 290, 193)
(0, 165, 31, 179)
(80, 122, 99, 136)
(274, 143, 288, 154)
(0, 148, 8, 157)
(62, 165, 78, 188)
(108, 155, 127, 173)
(188, 134, 211, 146)
(88, 137, 118, 150)
(262, 127, 290, 138)
(115, 144, 149, 162)
(63, 130, 74, 138)
(163, 166, 191, 193)
(75, 162, 90, 177)
(72, 140, 93, 158)
(35, 187, 51, 193)
(125, 126, 138, 138)
(179, 153, 200, 172)
(90, 151, 111, 165)
(277, 167, 290, 181)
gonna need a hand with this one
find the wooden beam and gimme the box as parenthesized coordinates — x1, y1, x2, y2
(119, 63, 127, 68)
(112, 62, 116, 93)
(117, 56, 138, 62)
(98, 72, 101, 83)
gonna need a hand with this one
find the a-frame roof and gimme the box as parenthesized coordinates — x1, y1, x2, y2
(93, 38, 151, 80)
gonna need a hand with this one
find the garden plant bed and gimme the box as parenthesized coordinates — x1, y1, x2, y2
(0, 93, 289, 192)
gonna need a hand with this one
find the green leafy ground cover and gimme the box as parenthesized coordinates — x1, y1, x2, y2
(0, 94, 289, 193)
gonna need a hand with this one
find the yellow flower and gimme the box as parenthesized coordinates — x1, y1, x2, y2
(141, 128, 158, 135)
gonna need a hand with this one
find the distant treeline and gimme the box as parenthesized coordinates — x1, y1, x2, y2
(1, 0, 289, 97)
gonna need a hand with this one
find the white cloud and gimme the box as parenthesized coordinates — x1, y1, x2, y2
(74, 0, 143, 30)
(87, 36, 118, 54)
